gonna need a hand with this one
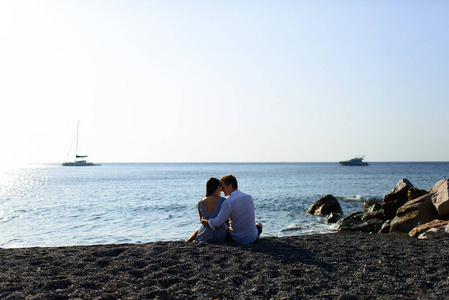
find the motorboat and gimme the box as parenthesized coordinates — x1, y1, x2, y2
(339, 156, 368, 166)
(63, 121, 101, 167)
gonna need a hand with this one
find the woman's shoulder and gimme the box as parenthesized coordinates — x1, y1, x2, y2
(202, 195, 222, 207)
(203, 195, 220, 201)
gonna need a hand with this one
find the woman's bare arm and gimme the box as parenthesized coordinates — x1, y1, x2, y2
(198, 202, 203, 222)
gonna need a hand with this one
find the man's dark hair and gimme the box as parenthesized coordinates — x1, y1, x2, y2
(220, 174, 238, 189)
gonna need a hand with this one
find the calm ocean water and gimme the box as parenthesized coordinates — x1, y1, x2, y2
(1, 162, 448, 248)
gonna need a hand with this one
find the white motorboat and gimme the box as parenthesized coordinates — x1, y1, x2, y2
(339, 156, 368, 166)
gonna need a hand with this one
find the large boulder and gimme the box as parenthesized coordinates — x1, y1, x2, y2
(383, 178, 414, 202)
(308, 195, 343, 216)
(429, 179, 449, 218)
(429, 179, 447, 194)
(382, 178, 413, 220)
(382, 179, 414, 219)
(409, 219, 449, 238)
(390, 194, 439, 233)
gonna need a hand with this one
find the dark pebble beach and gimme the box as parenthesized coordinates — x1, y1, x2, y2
(1, 232, 448, 299)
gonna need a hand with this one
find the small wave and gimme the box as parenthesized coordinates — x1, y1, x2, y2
(0, 214, 23, 223)
(0, 217, 10, 223)
(337, 194, 365, 201)
(280, 223, 302, 232)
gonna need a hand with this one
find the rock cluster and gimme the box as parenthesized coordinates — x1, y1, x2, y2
(308, 178, 449, 239)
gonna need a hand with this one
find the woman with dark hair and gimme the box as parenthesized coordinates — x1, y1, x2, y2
(186, 177, 228, 242)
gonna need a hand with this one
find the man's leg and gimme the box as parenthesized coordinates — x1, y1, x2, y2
(226, 230, 234, 243)
(255, 222, 263, 240)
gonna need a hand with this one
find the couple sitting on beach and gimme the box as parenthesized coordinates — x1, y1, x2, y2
(186, 174, 263, 244)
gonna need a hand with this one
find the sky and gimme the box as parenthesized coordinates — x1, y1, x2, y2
(0, 0, 448, 163)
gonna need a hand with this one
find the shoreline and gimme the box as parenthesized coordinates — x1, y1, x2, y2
(1, 232, 448, 299)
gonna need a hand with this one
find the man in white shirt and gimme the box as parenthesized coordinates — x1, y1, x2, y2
(201, 174, 262, 243)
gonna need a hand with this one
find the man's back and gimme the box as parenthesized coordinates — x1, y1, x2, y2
(226, 190, 258, 243)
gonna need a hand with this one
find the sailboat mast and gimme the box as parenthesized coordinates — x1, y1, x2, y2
(75, 120, 79, 158)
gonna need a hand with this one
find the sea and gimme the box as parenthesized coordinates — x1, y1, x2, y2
(1, 162, 448, 248)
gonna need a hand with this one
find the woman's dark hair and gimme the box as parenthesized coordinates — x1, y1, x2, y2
(206, 177, 221, 197)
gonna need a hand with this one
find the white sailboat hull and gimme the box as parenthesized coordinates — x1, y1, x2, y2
(63, 161, 101, 166)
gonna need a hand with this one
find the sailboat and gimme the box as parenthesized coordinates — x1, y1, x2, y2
(62, 121, 101, 166)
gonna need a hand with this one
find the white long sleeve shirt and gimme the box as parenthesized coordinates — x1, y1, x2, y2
(208, 189, 258, 244)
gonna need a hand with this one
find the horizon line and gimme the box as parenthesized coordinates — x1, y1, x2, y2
(6, 160, 449, 165)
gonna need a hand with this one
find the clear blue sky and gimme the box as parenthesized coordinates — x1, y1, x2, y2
(1, 0, 448, 163)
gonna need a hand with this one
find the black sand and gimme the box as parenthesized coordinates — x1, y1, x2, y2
(1, 232, 448, 299)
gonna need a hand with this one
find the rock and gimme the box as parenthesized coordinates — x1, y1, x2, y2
(326, 212, 344, 223)
(361, 209, 385, 221)
(364, 198, 382, 212)
(429, 179, 447, 194)
(307, 195, 343, 216)
(382, 179, 414, 219)
(367, 219, 386, 233)
(337, 218, 385, 233)
(382, 198, 409, 220)
(383, 178, 414, 202)
(407, 187, 428, 201)
(342, 212, 365, 221)
(337, 212, 384, 233)
(379, 220, 391, 233)
(429, 179, 449, 218)
(390, 194, 439, 233)
(418, 224, 449, 239)
(409, 219, 449, 238)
